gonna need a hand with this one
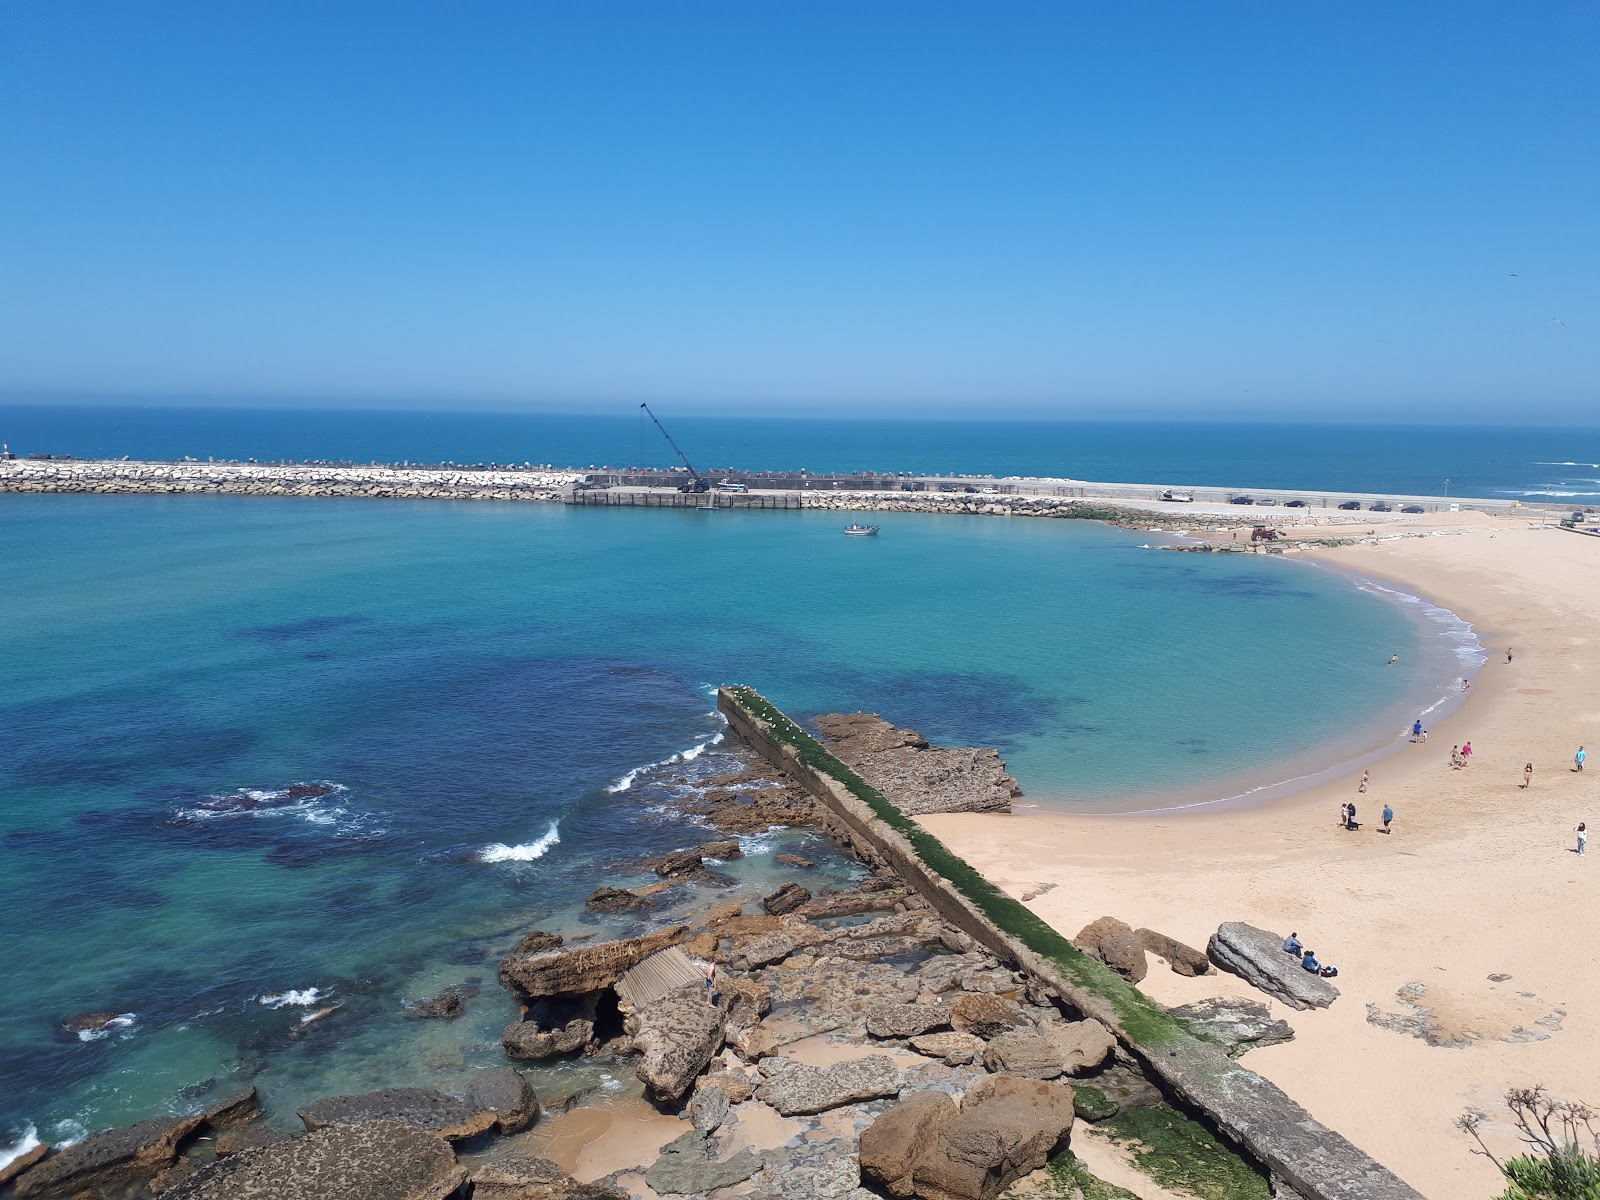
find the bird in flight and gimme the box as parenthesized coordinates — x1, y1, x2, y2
(1509, 272, 1519, 277)
(1552, 317, 1566, 326)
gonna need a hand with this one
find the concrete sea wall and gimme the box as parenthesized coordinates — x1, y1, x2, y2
(718, 684, 1426, 1200)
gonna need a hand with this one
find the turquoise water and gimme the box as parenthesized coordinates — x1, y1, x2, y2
(0, 494, 1468, 1147)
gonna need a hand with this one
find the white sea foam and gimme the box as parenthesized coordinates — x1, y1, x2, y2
(0, 1125, 41, 1173)
(1532, 461, 1600, 468)
(606, 731, 727, 793)
(480, 822, 561, 863)
(75, 1014, 136, 1042)
(258, 987, 322, 1009)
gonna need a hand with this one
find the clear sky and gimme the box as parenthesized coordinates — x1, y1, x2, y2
(1, 2, 1595, 420)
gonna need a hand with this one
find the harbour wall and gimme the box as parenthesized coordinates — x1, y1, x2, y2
(718, 683, 1426, 1200)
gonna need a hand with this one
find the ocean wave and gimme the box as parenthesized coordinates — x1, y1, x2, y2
(606, 732, 727, 793)
(1, 1126, 41, 1173)
(480, 822, 561, 863)
(1532, 461, 1600, 468)
(258, 987, 323, 1009)
(174, 782, 347, 822)
(70, 1014, 137, 1043)
(1495, 489, 1600, 498)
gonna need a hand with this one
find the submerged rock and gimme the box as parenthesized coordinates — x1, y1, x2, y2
(1207, 922, 1339, 1010)
(297, 1087, 497, 1141)
(762, 883, 812, 915)
(585, 885, 657, 914)
(406, 982, 478, 1020)
(164, 1120, 464, 1200)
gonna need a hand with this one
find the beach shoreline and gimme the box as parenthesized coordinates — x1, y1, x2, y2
(922, 513, 1600, 1199)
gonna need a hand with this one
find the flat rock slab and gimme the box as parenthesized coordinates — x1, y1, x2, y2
(814, 712, 1021, 815)
(14, 1113, 204, 1198)
(1169, 997, 1295, 1055)
(645, 1147, 764, 1195)
(297, 1087, 496, 1141)
(471, 1155, 629, 1199)
(628, 987, 728, 1103)
(1207, 922, 1339, 1010)
(756, 1054, 902, 1115)
(164, 1120, 465, 1200)
(501, 925, 688, 999)
(866, 1001, 950, 1039)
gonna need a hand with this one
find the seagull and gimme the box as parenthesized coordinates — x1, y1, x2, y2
(1509, 273, 1519, 277)
(1553, 317, 1566, 326)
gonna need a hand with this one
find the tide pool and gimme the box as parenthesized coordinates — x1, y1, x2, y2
(0, 495, 1468, 1142)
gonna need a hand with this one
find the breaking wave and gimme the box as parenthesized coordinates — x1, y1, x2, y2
(0, 1126, 41, 1174)
(480, 822, 561, 863)
(605, 731, 726, 794)
(258, 987, 323, 1009)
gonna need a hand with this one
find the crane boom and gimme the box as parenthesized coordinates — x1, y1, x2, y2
(640, 403, 709, 491)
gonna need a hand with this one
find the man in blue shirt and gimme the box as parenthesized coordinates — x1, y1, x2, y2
(1283, 932, 1302, 955)
(1301, 949, 1322, 973)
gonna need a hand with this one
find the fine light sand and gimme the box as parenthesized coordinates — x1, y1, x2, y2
(923, 519, 1600, 1200)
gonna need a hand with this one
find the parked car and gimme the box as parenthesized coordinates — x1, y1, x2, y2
(963, 486, 979, 493)
(1254, 497, 1277, 507)
(938, 483, 958, 493)
(979, 486, 998, 495)
(1370, 502, 1392, 512)
(1401, 505, 1425, 513)
(1338, 500, 1363, 510)
(1284, 499, 1308, 508)
(1159, 489, 1194, 502)
(1573, 511, 1589, 523)
(1230, 495, 1255, 505)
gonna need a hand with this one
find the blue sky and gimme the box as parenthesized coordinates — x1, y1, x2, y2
(1, 2, 1595, 419)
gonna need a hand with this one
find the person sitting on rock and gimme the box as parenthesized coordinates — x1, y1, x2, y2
(1283, 931, 1303, 956)
(1301, 949, 1322, 973)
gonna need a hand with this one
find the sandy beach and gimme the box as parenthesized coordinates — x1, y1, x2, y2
(923, 515, 1600, 1199)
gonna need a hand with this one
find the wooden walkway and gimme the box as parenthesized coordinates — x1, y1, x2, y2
(615, 947, 706, 1009)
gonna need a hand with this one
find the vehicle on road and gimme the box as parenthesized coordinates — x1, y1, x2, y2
(1370, 502, 1393, 512)
(1159, 489, 1194, 502)
(1284, 499, 1308, 507)
(1338, 500, 1363, 510)
(1401, 505, 1425, 513)
(717, 481, 748, 492)
(1230, 495, 1255, 505)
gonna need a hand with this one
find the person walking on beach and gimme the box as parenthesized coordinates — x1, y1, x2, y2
(1346, 802, 1359, 830)
(1523, 762, 1534, 790)
(1462, 741, 1473, 764)
(1578, 823, 1588, 856)
(1382, 804, 1393, 833)
(1412, 719, 1423, 743)
(1339, 802, 1349, 828)
(1358, 770, 1369, 794)
(1507, 648, 1514, 663)
(1578, 746, 1588, 773)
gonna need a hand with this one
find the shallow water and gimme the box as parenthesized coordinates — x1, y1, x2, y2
(0, 494, 1470, 1145)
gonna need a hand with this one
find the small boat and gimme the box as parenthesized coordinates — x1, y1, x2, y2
(843, 523, 879, 536)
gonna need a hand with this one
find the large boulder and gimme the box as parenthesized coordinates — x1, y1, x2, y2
(860, 1075, 1075, 1200)
(980, 1023, 1114, 1079)
(755, 1054, 903, 1116)
(909, 1031, 986, 1065)
(949, 994, 1032, 1040)
(163, 1120, 465, 1200)
(585, 886, 657, 914)
(1072, 917, 1148, 983)
(502, 1014, 594, 1060)
(14, 1114, 204, 1198)
(297, 1087, 496, 1141)
(501, 925, 688, 999)
(814, 712, 1021, 815)
(627, 987, 728, 1102)
(1168, 997, 1295, 1055)
(1207, 922, 1339, 1011)
(762, 883, 812, 915)
(463, 1067, 540, 1133)
(1137, 928, 1212, 977)
(471, 1155, 628, 1199)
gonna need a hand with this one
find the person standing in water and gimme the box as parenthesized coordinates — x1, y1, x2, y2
(1358, 770, 1369, 793)
(1388, 654, 1398, 665)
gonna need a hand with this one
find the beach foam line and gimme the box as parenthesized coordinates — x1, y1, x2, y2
(480, 821, 561, 863)
(258, 987, 323, 1009)
(0, 1125, 41, 1173)
(605, 731, 726, 793)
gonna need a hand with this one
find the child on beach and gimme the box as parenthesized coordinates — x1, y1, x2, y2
(1339, 802, 1349, 827)
(1450, 746, 1464, 769)
(1578, 823, 1588, 856)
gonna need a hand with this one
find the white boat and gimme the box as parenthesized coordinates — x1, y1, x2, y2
(844, 523, 879, 536)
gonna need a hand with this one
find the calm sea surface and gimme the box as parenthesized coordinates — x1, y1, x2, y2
(0, 418, 1488, 1154)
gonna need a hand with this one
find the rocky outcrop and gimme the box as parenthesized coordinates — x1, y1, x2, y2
(471, 1156, 629, 1199)
(814, 713, 1020, 816)
(296, 1087, 497, 1141)
(14, 1114, 204, 1198)
(0, 1145, 49, 1188)
(213, 1125, 289, 1157)
(463, 1067, 541, 1133)
(909, 1031, 986, 1065)
(866, 1001, 949, 1039)
(513, 930, 564, 955)
(406, 983, 478, 1019)
(1168, 997, 1295, 1055)
(756, 1055, 903, 1116)
(626, 987, 728, 1103)
(1073, 917, 1149, 983)
(164, 1120, 465, 1200)
(860, 1075, 1076, 1200)
(1137, 928, 1212, 976)
(1207, 922, 1339, 1011)
(981, 1022, 1115, 1079)
(949, 994, 1032, 1040)
(585, 885, 657, 914)
(501, 925, 688, 999)
(775, 853, 813, 868)
(643, 1131, 764, 1195)
(502, 1011, 595, 1060)
(762, 883, 812, 915)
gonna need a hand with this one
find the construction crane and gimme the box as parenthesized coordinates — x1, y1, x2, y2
(640, 403, 710, 493)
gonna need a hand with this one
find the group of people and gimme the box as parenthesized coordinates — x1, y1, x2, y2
(1282, 931, 1339, 978)
(1338, 800, 1393, 833)
(1449, 741, 1474, 769)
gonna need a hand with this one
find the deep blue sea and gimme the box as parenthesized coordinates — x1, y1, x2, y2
(0, 408, 1497, 1160)
(4, 403, 1600, 500)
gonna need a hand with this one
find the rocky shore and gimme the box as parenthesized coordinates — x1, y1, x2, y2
(2, 715, 1274, 1200)
(0, 459, 580, 501)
